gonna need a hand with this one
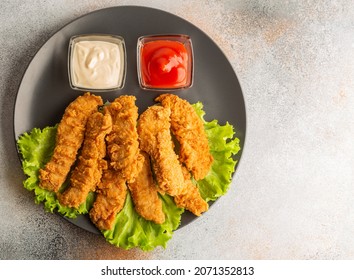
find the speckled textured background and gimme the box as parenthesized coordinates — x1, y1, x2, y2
(1, 0, 353, 260)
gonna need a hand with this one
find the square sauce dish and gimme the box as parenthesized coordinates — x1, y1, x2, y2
(137, 34, 194, 91)
(68, 34, 127, 92)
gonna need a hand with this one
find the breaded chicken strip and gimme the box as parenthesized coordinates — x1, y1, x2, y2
(104, 96, 140, 183)
(155, 94, 213, 180)
(174, 166, 208, 216)
(58, 112, 112, 208)
(138, 106, 185, 196)
(128, 152, 165, 224)
(89, 168, 127, 231)
(39, 93, 103, 192)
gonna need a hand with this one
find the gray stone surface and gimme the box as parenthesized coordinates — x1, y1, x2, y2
(1, 0, 353, 259)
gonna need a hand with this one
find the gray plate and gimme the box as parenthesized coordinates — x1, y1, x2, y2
(13, 6, 246, 234)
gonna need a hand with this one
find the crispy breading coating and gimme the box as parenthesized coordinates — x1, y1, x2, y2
(39, 93, 103, 192)
(174, 166, 208, 216)
(128, 152, 165, 224)
(89, 168, 127, 231)
(58, 112, 112, 208)
(155, 94, 213, 180)
(104, 95, 140, 183)
(138, 105, 185, 196)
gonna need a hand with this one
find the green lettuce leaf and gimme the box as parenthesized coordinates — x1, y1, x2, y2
(16, 101, 240, 251)
(17, 126, 93, 218)
(192, 102, 241, 201)
(103, 193, 184, 251)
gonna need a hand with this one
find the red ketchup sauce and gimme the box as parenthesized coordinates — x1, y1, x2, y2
(140, 40, 191, 89)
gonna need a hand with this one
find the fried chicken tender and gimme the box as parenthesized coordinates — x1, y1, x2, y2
(138, 106, 185, 196)
(155, 94, 213, 180)
(128, 152, 165, 224)
(104, 96, 140, 183)
(89, 168, 127, 231)
(174, 166, 208, 216)
(58, 112, 112, 208)
(39, 93, 103, 192)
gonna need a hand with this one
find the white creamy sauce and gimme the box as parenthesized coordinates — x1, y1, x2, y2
(71, 40, 121, 89)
